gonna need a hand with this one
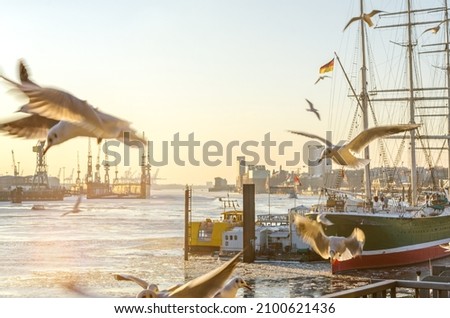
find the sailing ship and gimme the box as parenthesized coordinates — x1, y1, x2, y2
(306, 0, 450, 273)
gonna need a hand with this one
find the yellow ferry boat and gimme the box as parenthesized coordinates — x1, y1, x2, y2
(189, 197, 243, 253)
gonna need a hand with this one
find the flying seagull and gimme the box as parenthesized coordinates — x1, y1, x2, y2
(305, 99, 320, 120)
(167, 251, 243, 298)
(421, 21, 446, 36)
(0, 60, 146, 154)
(288, 124, 420, 168)
(343, 9, 384, 31)
(314, 75, 331, 85)
(213, 276, 252, 298)
(61, 195, 82, 216)
(294, 214, 365, 263)
(114, 273, 171, 298)
(115, 251, 244, 298)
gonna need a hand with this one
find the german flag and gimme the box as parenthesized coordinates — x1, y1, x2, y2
(319, 58, 334, 74)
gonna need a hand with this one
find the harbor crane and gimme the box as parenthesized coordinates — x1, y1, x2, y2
(11, 150, 19, 177)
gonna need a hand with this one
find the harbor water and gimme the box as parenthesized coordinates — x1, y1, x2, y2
(0, 188, 449, 298)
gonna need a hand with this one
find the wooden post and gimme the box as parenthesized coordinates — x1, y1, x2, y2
(184, 185, 191, 261)
(243, 184, 255, 263)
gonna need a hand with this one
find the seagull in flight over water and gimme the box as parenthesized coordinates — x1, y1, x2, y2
(61, 195, 82, 216)
(288, 124, 420, 168)
(305, 99, 320, 121)
(294, 214, 365, 264)
(0, 60, 146, 154)
(116, 251, 244, 298)
(343, 9, 384, 31)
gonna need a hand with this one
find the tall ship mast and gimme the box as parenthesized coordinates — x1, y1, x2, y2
(306, 0, 450, 273)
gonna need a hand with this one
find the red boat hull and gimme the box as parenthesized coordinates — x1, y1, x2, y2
(332, 241, 450, 273)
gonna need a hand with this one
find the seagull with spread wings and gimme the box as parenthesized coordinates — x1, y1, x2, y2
(0, 60, 146, 154)
(421, 20, 446, 36)
(294, 214, 365, 263)
(343, 9, 384, 31)
(114, 251, 244, 298)
(314, 75, 331, 85)
(288, 124, 420, 168)
(305, 99, 321, 121)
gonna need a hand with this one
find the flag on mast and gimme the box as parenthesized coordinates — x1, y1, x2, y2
(319, 58, 335, 74)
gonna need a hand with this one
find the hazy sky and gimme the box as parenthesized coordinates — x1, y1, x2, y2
(0, 0, 444, 185)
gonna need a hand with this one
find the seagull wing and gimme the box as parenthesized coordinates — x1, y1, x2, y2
(305, 99, 314, 111)
(288, 130, 332, 147)
(347, 124, 419, 153)
(343, 228, 365, 258)
(0, 112, 58, 139)
(367, 9, 384, 18)
(114, 274, 150, 289)
(422, 26, 440, 35)
(294, 215, 330, 259)
(19, 60, 40, 87)
(73, 195, 82, 211)
(22, 86, 104, 126)
(168, 251, 242, 298)
(343, 16, 361, 31)
(1, 74, 105, 132)
(314, 110, 321, 121)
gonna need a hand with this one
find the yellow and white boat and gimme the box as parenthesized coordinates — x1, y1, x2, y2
(189, 197, 242, 253)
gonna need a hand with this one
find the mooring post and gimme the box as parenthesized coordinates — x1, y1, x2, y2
(184, 185, 191, 261)
(243, 184, 255, 263)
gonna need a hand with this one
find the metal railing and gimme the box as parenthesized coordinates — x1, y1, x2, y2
(326, 279, 450, 298)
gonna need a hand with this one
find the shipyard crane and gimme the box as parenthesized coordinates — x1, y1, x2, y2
(11, 150, 19, 177)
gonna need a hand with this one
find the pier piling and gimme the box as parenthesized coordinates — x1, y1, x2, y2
(243, 184, 255, 263)
(184, 185, 192, 261)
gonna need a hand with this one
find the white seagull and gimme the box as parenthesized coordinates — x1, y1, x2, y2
(114, 273, 170, 298)
(294, 214, 365, 263)
(343, 9, 384, 31)
(0, 60, 146, 154)
(421, 21, 446, 36)
(115, 251, 244, 298)
(288, 124, 420, 168)
(305, 99, 320, 121)
(213, 276, 252, 298)
(167, 251, 243, 298)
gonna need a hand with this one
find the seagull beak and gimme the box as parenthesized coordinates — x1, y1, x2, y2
(243, 282, 252, 291)
(43, 144, 51, 156)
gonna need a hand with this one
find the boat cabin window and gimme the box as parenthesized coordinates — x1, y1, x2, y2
(198, 229, 212, 241)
